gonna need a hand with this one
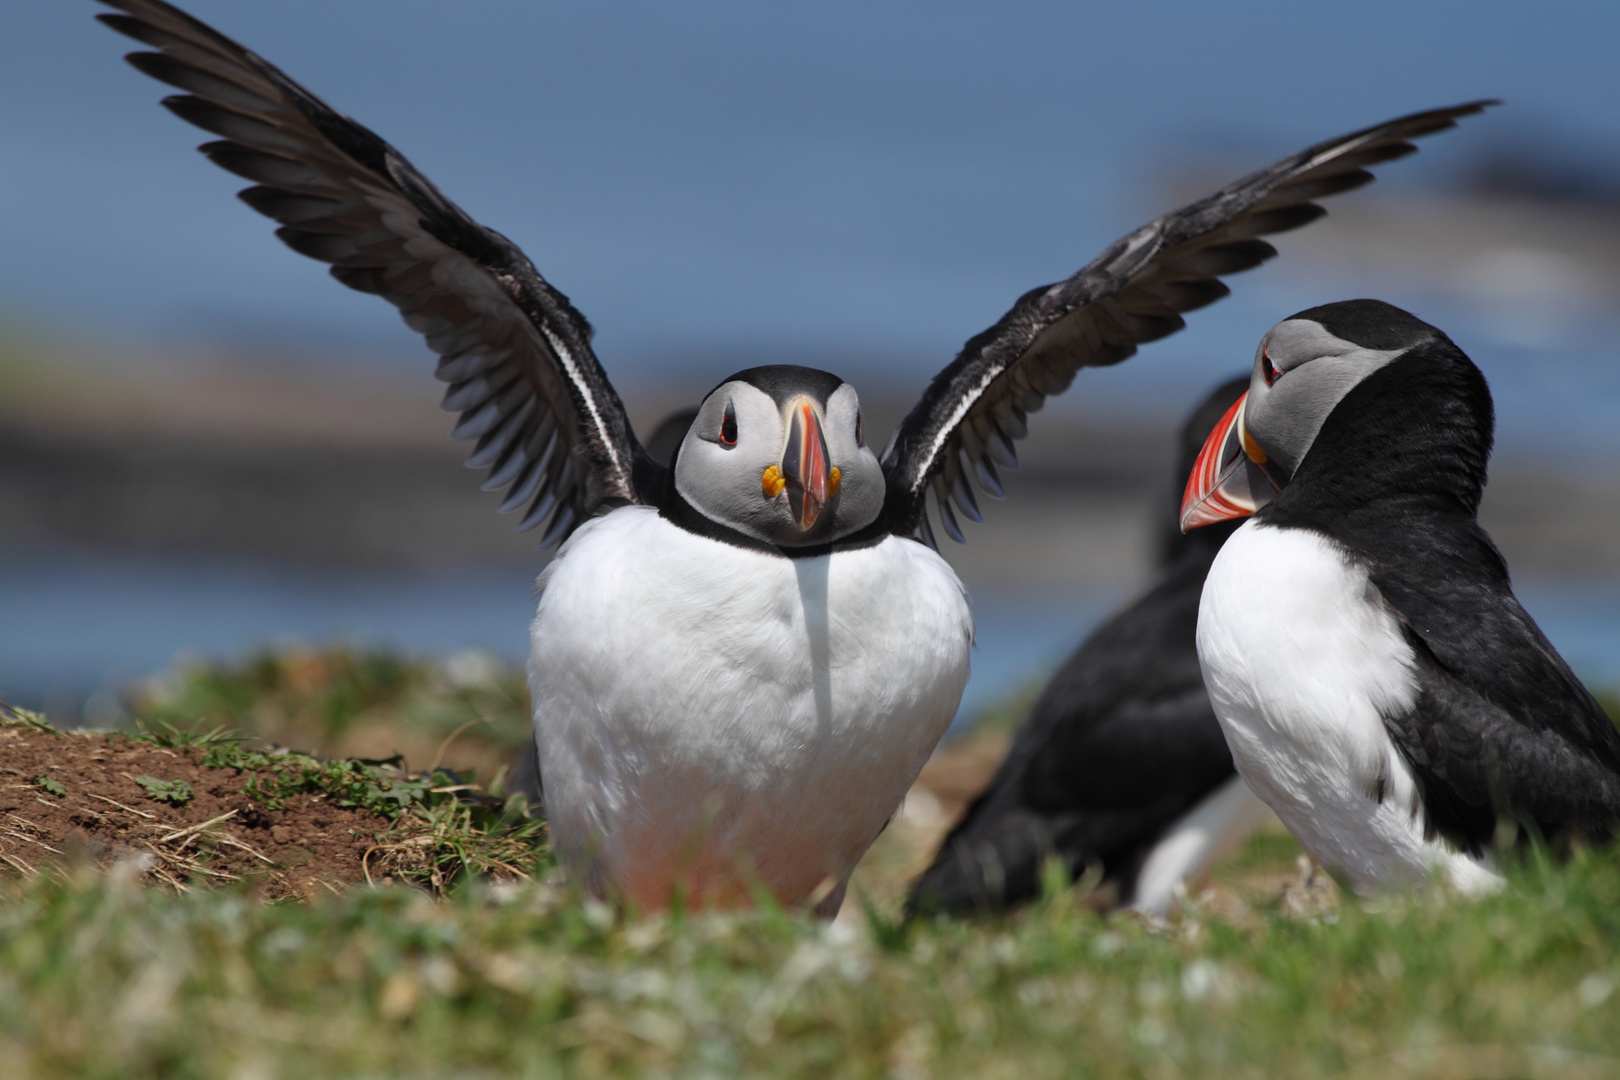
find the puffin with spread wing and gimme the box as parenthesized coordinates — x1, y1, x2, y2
(95, 0, 1491, 913)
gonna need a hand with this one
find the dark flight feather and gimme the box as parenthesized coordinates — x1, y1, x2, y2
(98, 0, 656, 546)
(881, 101, 1497, 547)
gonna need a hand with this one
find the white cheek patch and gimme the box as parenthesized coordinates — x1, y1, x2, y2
(674, 383, 785, 540)
(821, 386, 886, 534)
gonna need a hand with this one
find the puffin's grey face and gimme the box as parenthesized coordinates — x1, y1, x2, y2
(674, 378, 884, 546)
(1180, 303, 1422, 531)
(1240, 319, 1405, 477)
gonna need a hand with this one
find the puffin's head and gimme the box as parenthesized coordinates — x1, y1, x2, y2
(673, 365, 884, 546)
(1180, 299, 1441, 531)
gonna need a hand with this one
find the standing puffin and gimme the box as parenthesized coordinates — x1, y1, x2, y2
(909, 377, 1272, 917)
(94, 0, 1491, 912)
(1182, 300, 1620, 894)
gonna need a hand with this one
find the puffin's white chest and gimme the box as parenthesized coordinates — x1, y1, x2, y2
(1196, 520, 1500, 895)
(529, 506, 973, 909)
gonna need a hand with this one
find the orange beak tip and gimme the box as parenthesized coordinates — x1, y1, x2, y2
(1180, 391, 1272, 531)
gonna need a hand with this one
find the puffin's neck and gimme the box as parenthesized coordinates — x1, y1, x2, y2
(657, 482, 889, 558)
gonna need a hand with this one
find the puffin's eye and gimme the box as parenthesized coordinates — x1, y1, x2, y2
(719, 403, 737, 447)
(855, 410, 863, 447)
(1262, 348, 1281, 387)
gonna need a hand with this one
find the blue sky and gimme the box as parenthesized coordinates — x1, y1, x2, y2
(2, 2, 1617, 412)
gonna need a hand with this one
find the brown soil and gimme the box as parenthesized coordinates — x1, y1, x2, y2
(0, 727, 393, 899)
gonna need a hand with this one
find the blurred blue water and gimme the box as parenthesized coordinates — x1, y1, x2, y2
(4, 549, 1618, 732)
(0, 547, 1118, 728)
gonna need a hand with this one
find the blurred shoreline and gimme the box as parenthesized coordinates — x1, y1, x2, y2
(8, 186, 1620, 718)
(3, 333, 1619, 579)
(6, 322, 1620, 722)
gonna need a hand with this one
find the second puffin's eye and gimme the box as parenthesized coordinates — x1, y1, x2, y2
(1262, 348, 1281, 387)
(719, 403, 738, 447)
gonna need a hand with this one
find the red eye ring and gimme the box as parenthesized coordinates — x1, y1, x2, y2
(1262, 348, 1281, 387)
(719, 403, 738, 447)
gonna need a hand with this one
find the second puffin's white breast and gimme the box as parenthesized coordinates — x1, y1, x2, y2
(1196, 519, 1500, 895)
(529, 505, 973, 909)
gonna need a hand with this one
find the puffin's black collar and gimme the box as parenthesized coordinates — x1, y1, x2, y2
(659, 488, 888, 558)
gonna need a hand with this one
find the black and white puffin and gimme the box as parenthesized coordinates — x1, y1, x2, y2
(94, 0, 1491, 912)
(1181, 299, 1620, 894)
(909, 377, 1272, 917)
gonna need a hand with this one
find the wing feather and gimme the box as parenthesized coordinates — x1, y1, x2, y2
(882, 101, 1497, 543)
(97, 0, 655, 545)
(1384, 607, 1620, 853)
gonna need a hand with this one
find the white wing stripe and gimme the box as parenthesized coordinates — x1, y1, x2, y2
(538, 321, 625, 482)
(913, 367, 1001, 495)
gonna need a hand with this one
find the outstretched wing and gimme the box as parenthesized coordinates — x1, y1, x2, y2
(97, 0, 655, 547)
(881, 100, 1496, 545)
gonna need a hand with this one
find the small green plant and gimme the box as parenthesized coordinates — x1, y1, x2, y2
(193, 739, 550, 886)
(1, 700, 64, 738)
(134, 718, 245, 749)
(35, 776, 65, 797)
(134, 776, 194, 805)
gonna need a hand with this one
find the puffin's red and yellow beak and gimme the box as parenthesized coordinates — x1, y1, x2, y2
(1180, 392, 1281, 532)
(781, 397, 832, 530)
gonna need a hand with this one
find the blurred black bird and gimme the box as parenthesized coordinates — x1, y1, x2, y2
(909, 377, 1271, 916)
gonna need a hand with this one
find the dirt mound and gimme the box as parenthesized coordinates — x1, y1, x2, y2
(0, 696, 550, 899)
(0, 726, 392, 898)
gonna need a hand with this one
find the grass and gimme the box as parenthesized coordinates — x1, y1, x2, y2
(2, 663, 1619, 1076)
(127, 646, 533, 774)
(0, 851, 1618, 1078)
(0, 700, 63, 738)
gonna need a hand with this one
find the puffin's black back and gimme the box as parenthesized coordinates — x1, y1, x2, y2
(908, 377, 1248, 914)
(1260, 339, 1620, 851)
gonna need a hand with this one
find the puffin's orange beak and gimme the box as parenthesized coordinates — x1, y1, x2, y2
(781, 397, 831, 530)
(1180, 392, 1281, 531)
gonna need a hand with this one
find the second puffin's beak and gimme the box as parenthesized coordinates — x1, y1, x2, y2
(1180, 392, 1282, 532)
(781, 397, 832, 530)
